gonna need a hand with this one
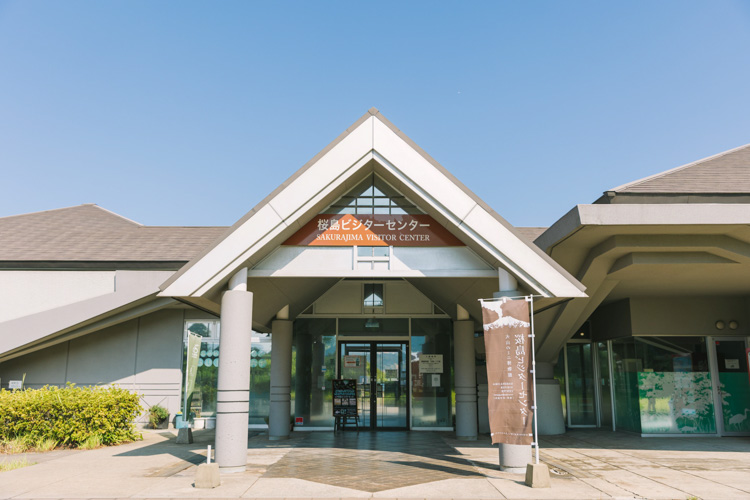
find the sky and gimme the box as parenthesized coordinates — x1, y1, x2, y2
(1, 1, 750, 228)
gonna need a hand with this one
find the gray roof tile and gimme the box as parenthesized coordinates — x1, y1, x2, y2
(611, 143, 750, 193)
(0, 205, 227, 261)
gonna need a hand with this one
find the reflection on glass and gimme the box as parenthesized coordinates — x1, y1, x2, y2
(292, 319, 336, 427)
(250, 332, 271, 425)
(338, 318, 408, 337)
(636, 337, 715, 434)
(715, 340, 750, 433)
(597, 342, 613, 428)
(340, 343, 372, 427)
(411, 318, 453, 427)
(566, 343, 597, 426)
(553, 350, 566, 422)
(339, 342, 409, 428)
(182, 321, 220, 418)
(377, 344, 408, 428)
(612, 337, 716, 434)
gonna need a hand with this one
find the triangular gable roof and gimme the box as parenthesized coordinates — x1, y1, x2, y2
(159, 108, 585, 299)
(609, 142, 750, 194)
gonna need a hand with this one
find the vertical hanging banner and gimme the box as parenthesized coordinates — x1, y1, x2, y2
(481, 298, 533, 445)
(184, 332, 202, 416)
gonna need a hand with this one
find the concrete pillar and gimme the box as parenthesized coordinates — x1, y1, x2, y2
(454, 319, 477, 440)
(494, 275, 532, 472)
(269, 319, 293, 440)
(215, 274, 252, 473)
(536, 362, 565, 435)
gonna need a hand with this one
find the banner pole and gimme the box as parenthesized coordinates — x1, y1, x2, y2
(527, 295, 540, 465)
(183, 347, 190, 419)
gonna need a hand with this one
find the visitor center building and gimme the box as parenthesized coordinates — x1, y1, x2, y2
(1, 109, 749, 467)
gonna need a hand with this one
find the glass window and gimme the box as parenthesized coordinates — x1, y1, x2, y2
(364, 283, 384, 307)
(338, 318, 408, 336)
(612, 336, 716, 434)
(411, 318, 453, 427)
(715, 339, 750, 433)
(292, 319, 337, 427)
(182, 320, 220, 419)
(565, 343, 597, 426)
(249, 332, 272, 425)
(325, 175, 422, 215)
(611, 338, 641, 432)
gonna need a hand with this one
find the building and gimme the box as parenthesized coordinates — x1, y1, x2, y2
(1, 110, 748, 469)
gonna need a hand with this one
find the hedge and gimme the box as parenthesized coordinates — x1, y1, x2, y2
(0, 384, 142, 446)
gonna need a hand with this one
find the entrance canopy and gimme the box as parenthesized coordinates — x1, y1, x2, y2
(159, 109, 585, 329)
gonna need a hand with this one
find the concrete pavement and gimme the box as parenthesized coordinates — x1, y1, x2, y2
(0, 428, 748, 499)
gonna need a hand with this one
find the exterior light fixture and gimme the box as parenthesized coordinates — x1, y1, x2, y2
(715, 320, 725, 330)
(729, 320, 739, 330)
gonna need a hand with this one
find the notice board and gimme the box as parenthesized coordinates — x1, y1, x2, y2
(332, 379, 358, 417)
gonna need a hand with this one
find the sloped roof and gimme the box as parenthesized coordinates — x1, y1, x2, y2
(159, 108, 586, 299)
(0, 204, 227, 262)
(610, 143, 750, 194)
(515, 227, 547, 243)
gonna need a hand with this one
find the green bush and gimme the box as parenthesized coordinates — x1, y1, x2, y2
(148, 404, 169, 428)
(0, 384, 142, 447)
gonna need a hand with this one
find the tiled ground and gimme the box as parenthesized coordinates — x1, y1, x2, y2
(260, 431, 482, 492)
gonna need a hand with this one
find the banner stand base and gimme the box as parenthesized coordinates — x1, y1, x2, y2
(524, 462, 551, 488)
(176, 427, 194, 444)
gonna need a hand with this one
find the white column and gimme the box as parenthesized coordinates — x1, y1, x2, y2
(269, 318, 293, 440)
(215, 269, 252, 473)
(454, 316, 477, 440)
(494, 270, 532, 472)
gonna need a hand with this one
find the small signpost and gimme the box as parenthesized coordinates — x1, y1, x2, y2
(332, 379, 358, 431)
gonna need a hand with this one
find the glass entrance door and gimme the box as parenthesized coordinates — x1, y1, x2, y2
(339, 342, 409, 429)
(564, 342, 598, 427)
(713, 338, 750, 435)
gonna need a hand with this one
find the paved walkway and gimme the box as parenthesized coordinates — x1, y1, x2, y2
(0, 428, 749, 499)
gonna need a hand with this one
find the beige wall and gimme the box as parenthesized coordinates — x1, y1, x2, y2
(0, 309, 185, 421)
(591, 296, 750, 339)
(630, 297, 749, 336)
(0, 271, 115, 322)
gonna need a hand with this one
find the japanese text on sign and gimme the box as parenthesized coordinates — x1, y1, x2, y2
(481, 298, 533, 446)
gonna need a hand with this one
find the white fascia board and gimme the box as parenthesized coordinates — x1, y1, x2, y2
(537, 204, 750, 253)
(248, 269, 498, 278)
(372, 120, 585, 298)
(577, 204, 750, 226)
(161, 118, 376, 298)
(373, 120, 476, 222)
(460, 206, 586, 297)
(162, 203, 284, 297)
(268, 118, 374, 221)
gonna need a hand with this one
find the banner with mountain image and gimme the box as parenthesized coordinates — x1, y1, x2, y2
(481, 298, 533, 445)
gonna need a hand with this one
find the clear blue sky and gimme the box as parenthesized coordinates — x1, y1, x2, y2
(1, 1, 749, 228)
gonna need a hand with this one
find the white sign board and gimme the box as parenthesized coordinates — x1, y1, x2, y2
(726, 359, 740, 370)
(344, 356, 362, 368)
(8, 380, 22, 390)
(431, 374, 441, 387)
(419, 354, 443, 374)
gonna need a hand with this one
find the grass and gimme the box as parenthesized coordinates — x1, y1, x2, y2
(0, 457, 35, 472)
(0, 436, 59, 454)
(78, 434, 103, 450)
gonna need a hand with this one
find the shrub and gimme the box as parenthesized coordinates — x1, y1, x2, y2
(0, 384, 142, 447)
(148, 404, 169, 429)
